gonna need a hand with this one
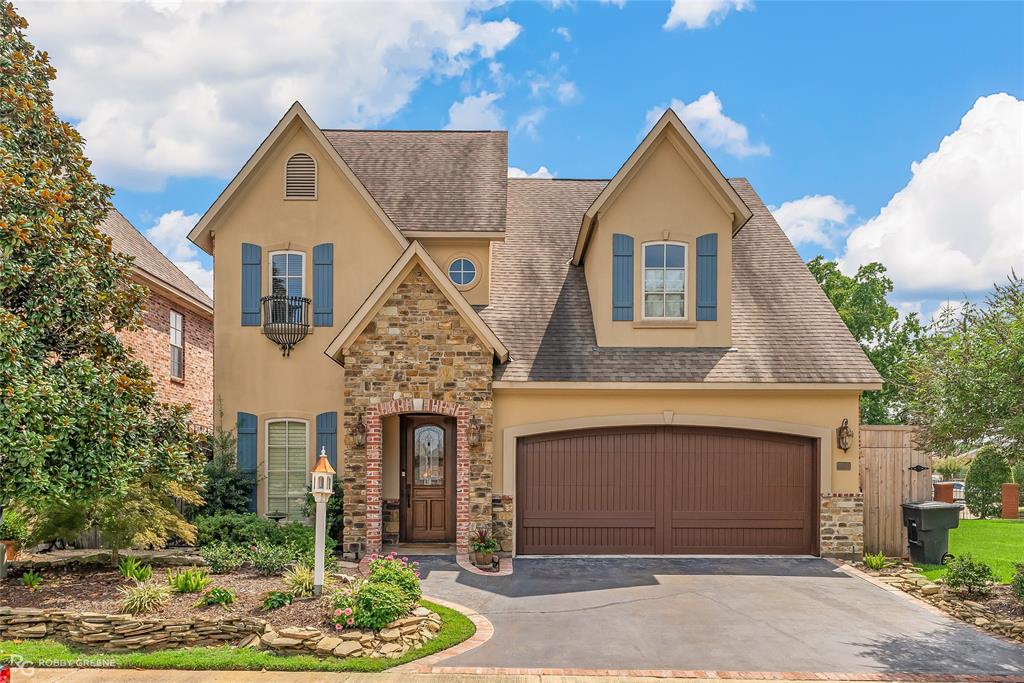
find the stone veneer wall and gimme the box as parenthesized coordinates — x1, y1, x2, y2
(383, 499, 400, 546)
(341, 265, 494, 557)
(820, 492, 864, 558)
(491, 494, 513, 554)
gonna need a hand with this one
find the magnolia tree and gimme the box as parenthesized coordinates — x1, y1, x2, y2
(0, 3, 203, 574)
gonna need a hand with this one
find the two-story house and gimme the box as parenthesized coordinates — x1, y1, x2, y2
(101, 209, 214, 430)
(188, 104, 880, 559)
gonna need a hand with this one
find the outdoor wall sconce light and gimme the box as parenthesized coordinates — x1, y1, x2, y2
(467, 416, 481, 446)
(352, 413, 366, 448)
(836, 418, 854, 452)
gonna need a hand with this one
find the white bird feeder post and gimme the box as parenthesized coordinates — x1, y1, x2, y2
(310, 447, 336, 597)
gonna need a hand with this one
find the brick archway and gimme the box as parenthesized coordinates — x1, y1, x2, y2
(364, 399, 471, 554)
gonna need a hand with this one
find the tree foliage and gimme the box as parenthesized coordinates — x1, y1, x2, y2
(806, 257, 925, 424)
(905, 273, 1024, 462)
(964, 446, 1011, 519)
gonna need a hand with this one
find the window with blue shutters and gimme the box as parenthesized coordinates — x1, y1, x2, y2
(642, 242, 687, 319)
(312, 244, 334, 326)
(696, 233, 718, 321)
(241, 243, 262, 326)
(611, 234, 634, 321)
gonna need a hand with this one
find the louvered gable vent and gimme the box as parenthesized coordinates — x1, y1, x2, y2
(285, 153, 317, 199)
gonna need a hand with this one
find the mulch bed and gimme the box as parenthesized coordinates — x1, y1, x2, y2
(0, 566, 350, 633)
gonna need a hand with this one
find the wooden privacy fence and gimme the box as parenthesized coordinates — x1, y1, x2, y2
(860, 425, 934, 557)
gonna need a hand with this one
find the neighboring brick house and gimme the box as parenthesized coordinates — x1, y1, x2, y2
(100, 209, 214, 430)
(188, 103, 880, 560)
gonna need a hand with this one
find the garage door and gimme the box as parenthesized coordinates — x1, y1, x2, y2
(516, 426, 818, 555)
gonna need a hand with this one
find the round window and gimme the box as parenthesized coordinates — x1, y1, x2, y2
(447, 258, 477, 287)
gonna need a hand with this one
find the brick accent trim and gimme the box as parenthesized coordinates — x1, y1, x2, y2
(364, 399, 471, 555)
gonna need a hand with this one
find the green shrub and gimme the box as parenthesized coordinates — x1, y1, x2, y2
(1011, 563, 1024, 605)
(330, 580, 409, 631)
(283, 563, 315, 597)
(366, 553, 421, 605)
(249, 543, 292, 575)
(0, 509, 29, 543)
(118, 556, 153, 582)
(943, 553, 996, 596)
(20, 570, 41, 590)
(863, 552, 890, 571)
(965, 446, 1012, 518)
(195, 513, 280, 548)
(199, 542, 246, 574)
(195, 586, 235, 608)
(188, 417, 255, 518)
(166, 567, 211, 593)
(119, 581, 171, 615)
(262, 590, 294, 611)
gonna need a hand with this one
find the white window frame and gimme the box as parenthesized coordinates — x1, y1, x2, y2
(264, 418, 310, 521)
(283, 153, 318, 200)
(268, 250, 306, 327)
(169, 310, 184, 379)
(641, 241, 688, 321)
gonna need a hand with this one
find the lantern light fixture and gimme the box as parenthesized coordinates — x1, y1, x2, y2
(352, 413, 367, 448)
(836, 418, 854, 452)
(467, 416, 480, 446)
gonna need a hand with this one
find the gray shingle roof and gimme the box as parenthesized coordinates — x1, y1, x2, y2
(323, 130, 506, 234)
(482, 178, 881, 384)
(99, 209, 213, 312)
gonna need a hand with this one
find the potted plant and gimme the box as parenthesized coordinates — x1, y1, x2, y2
(0, 510, 28, 561)
(469, 528, 500, 567)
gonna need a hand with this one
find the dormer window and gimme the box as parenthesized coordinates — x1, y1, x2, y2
(643, 242, 686, 319)
(285, 153, 317, 199)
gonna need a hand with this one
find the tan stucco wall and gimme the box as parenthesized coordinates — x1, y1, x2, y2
(585, 131, 733, 347)
(492, 388, 863, 495)
(210, 122, 405, 513)
(420, 238, 493, 306)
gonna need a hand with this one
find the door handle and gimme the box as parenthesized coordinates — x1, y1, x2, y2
(405, 483, 411, 505)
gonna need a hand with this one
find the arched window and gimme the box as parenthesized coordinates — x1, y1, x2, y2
(284, 153, 317, 199)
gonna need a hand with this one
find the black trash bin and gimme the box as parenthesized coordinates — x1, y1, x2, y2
(901, 501, 962, 564)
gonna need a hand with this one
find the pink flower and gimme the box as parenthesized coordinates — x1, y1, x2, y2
(346, 618, 354, 626)
(335, 623, 343, 631)
(401, 556, 409, 563)
(412, 561, 419, 566)
(343, 607, 353, 616)
(334, 608, 342, 617)
(369, 553, 378, 561)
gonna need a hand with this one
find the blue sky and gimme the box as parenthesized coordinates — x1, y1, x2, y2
(20, 0, 1024, 318)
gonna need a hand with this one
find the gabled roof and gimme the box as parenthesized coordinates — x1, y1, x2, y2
(323, 130, 507, 234)
(571, 108, 753, 265)
(324, 241, 509, 363)
(187, 102, 408, 255)
(100, 209, 213, 315)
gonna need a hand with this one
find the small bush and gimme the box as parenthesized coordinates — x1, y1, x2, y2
(469, 528, 500, 555)
(1011, 563, 1024, 605)
(330, 580, 409, 631)
(863, 552, 890, 571)
(195, 586, 236, 608)
(199, 543, 246, 574)
(964, 446, 1011, 519)
(283, 563, 315, 597)
(262, 590, 294, 611)
(0, 509, 29, 543)
(20, 570, 41, 591)
(166, 567, 211, 593)
(366, 553, 421, 605)
(119, 581, 171, 615)
(118, 556, 153, 582)
(943, 553, 996, 596)
(249, 542, 292, 575)
(195, 513, 280, 548)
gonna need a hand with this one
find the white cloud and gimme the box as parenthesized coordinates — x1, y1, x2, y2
(514, 108, 548, 138)
(645, 92, 769, 157)
(555, 27, 572, 42)
(445, 92, 503, 130)
(508, 166, 555, 179)
(840, 93, 1024, 298)
(598, 0, 627, 7)
(664, 0, 752, 30)
(19, 1, 521, 190)
(770, 194, 855, 249)
(556, 82, 581, 105)
(145, 210, 213, 296)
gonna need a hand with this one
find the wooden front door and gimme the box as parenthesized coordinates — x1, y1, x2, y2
(401, 416, 455, 542)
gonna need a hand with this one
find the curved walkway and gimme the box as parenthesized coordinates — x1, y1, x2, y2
(410, 555, 1024, 677)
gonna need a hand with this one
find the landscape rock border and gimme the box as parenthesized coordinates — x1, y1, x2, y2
(0, 604, 441, 660)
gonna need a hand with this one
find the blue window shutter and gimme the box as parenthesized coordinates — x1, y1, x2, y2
(316, 411, 338, 470)
(612, 234, 634, 321)
(312, 243, 334, 327)
(236, 412, 258, 512)
(241, 243, 262, 326)
(696, 233, 718, 321)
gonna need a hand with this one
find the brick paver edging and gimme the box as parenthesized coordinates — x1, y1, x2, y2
(393, 595, 494, 672)
(456, 555, 513, 576)
(424, 668, 1024, 681)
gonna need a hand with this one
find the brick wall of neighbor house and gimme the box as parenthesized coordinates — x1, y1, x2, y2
(819, 493, 865, 558)
(118, 288, 214, 429)
(341, 265, 494, 557)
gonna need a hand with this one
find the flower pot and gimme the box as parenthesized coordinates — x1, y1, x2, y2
(2, 540, 19, 561)
(472, 551, 493, 567)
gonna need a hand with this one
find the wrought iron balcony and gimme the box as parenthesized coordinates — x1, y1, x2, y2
(261, 295, 310, 356)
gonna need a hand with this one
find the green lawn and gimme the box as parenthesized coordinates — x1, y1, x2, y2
(0, 600, 474, 673)
(916, 519, 1024, 583)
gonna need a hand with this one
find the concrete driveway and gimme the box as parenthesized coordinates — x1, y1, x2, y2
(415, 556, 1024, 675)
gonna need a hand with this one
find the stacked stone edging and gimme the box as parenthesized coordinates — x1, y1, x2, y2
(820, 492, 864, 558)
(0, 605, 441, 659)
(10, 550, 203, 572)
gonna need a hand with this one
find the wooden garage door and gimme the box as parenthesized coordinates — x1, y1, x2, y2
(516, 426, 818, 555)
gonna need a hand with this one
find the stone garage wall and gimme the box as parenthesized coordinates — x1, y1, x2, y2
(820, 492, 865, 558)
